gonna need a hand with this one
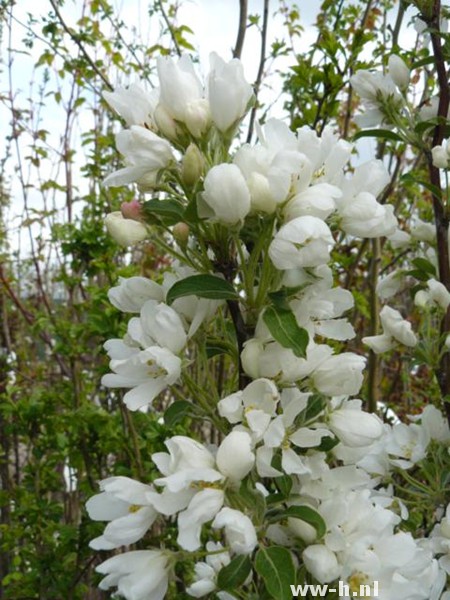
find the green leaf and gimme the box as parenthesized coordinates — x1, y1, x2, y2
(400, 173, 442, 199)
(411, 55, 436, 69)
(352, 128, 403, 142)
(302, 394, 327, 422)
(275, 474, 292, 499)
(270, 506, 327, 539)
(166, 275, 239, 305)
(217, 554, 252, 591)
(238, 478, 266, 525)
(142, 199, 185, 226)
(411, 257, 436, 276)
(205, 339, 234, 359)
(263, 305, 309, 358)
(164, 401, 195, 427)
(255, 546, 296, 600)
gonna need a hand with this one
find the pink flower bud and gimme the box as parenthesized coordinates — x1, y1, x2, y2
(120, 200, 143, 221)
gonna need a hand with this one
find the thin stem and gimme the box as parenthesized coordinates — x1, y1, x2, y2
(367, 238, 381, 413)
(157, 0, 182, 57)
(48, 0, 113, 90)
(246, 0, 269, 143)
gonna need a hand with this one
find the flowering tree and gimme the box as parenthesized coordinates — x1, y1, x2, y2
(1, 0, 450, 598)
(83, 2, 450, 599)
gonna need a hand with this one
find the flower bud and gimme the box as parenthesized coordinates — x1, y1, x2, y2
(303, 545, 340, 584)
(172, 222, 190, 247)
(247, 172, 276, 213)
(388, 55, 410, 90)
(154, 103, 180, 140)
(202, 163, 251, 224)
(182, 143, 204, 187)
(184, 99, 211, 138)
(208, 52, 253, 132)
(216, 431, 254, 481)
(120, 199, 143, 221)
(432, 144, 449, 169)
(105, 212, 147, 246)
(241, 339, 263, 379)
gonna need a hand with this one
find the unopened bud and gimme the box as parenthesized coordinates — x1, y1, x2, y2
(105, 211, 147, 246)
(181, 143, 204, 187)
(388, 55, 410, 90)
(185, 99, 211, 138)
(120, 199, 143, 221)
(432, 145, 449, 169)
(247, 172, 276, 213)
(172, 222, 190, 247)
(154, 103, 180, 140)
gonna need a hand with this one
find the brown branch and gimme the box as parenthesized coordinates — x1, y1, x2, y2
(233, 0, 248, 59)
(246, 0, 269, 143)
(422, 0, 450, 423)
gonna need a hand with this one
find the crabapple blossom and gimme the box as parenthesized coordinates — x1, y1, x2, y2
(86, 477, 157, 549)
(208, 52, 253, 132)
(96, 550, 170, 600)
(104, 212, 148, 246)
(103, 126, 173, 188)
(201, 163, 251, 224)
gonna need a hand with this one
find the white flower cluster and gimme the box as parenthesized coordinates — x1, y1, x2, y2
(102, 268, 221, 410)
(88, 53, 450, 600)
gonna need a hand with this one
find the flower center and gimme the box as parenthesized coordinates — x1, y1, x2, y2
(147, 359, 167, 377)
(348, 572, 372, 597)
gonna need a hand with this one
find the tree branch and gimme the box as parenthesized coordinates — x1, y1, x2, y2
(157, 0, 182, 57)
(233, 0, 248, 59)
(246, 0, 269, 143)
(423, 0, 450, 423)
(48, 0, 113, 90)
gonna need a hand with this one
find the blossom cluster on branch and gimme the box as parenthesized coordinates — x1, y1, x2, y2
(88, 43, 450, 600)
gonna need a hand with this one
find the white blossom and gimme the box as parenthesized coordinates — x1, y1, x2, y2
(105, 212, 148, 246)
(269, 216, 334, 269)
(202, 163, 251, 224)
(103, 83, 158, 127)
(104, 126, 173, 188)
(328, 400, 383, 447)
(208, 52, 253, 132)
(86, 477, 157, 549)
(212, 508, 258, 555)
(96, 550, 170, 600)
(312, 353, 366, 396)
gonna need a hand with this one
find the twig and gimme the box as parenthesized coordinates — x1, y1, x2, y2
(157, 0, 182, 57)
(48, 0, 113, 90)
(367, 238, 381, 413)
(233, 0, 248, 59)
(246, 0, 269, 143)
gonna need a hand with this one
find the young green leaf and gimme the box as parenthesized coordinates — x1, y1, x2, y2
(255, 546, 296, 600)
(270, 505, 327, 539)
(166, 275, 239, 305)
(263, 305, 309, 358)
(142, 199, 185, 225)
(164, 401, 196, 427)
(217, 554, 252, 590)
(352, 128, 402, 142)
